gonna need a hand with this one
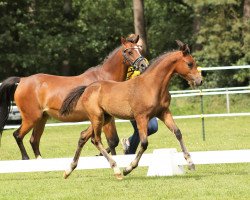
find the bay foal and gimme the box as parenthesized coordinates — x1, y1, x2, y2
(60, 40, 202, 179)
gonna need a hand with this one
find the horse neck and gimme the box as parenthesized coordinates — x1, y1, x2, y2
(145, 52, 182, 90)
(100, 48, 128, 81)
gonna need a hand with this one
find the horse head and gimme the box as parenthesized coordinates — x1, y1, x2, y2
(174, 40, 203, 87)
(121, 35, 148, 74)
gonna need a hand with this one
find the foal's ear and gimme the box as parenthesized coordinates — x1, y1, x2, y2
(176, 40, 190, 56)
(121, 37, 126, 45)
(134, 34, 139, 43)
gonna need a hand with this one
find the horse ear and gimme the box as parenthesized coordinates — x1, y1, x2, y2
(176, 40, 190, 56)
(121, 37, 126, 45)
(134, 34, 139, 43)
(176, 40, 185, 48)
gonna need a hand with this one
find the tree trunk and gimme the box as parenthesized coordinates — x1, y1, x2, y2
(63, 0, 73, 20)
(243, 0, 250, 19)
(133, 0, 148, 56)
(243, 0, 250, 46)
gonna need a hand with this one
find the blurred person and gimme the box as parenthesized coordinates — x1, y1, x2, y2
(121, 34, 158, 154)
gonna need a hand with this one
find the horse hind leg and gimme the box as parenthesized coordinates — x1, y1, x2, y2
(13, 120, 34, 160)
(92, 117, 122, 180)
(96, 116, 119, 156)
(29, 114, 49, 159)
(64, 126, 93, 179)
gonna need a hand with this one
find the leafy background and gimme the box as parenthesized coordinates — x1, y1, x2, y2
(0, 0, 249, 89)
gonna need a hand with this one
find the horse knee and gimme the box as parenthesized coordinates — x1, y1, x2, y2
(140, 139, 148, 150)
(175, 129, 182, 140)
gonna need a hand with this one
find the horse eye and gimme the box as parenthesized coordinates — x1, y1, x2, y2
(187, 62, 193, 68)
(128, 51, 133, 55)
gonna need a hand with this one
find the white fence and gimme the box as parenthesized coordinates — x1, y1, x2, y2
(0, 148, 249, 176)
(4, 85, 250, 130)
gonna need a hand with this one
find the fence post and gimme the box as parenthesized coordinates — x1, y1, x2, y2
(147, 148, 184, 176)
(200, 89, 206, 141)
(226, 88, 230, 113)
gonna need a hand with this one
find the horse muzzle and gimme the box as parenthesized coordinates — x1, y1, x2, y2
(134, 58, 148, 73)
(188, 76, 203, 87)
(193, 76, 203, 86)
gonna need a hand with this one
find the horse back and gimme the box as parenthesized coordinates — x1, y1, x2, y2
(83, 80, 135, 119)
(14, 74, 88, 117)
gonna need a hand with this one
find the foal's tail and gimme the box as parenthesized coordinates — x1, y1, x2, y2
(0, 77, 21, 143)
(60, 86, 87, 116)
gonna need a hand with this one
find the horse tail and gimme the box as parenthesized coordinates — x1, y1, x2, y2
(0, 76, 21, 144)
(60, 85, 88, 116)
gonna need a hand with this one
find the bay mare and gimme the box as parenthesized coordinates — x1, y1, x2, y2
(60, 40, 203, 179)
(0, 35, 148, 160)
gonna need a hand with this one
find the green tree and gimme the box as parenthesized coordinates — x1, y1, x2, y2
(188, 0, 249, 87)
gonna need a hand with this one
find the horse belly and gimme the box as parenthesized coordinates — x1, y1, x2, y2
(104, 101, 133, 120)
(46, 108, 89, 122)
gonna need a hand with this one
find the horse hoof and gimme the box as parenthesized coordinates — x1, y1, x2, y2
(115, 173, 123, 180)
(188, 163, 195, 171)
(63, 171, 70, 179)
(123, 169, 131, 176)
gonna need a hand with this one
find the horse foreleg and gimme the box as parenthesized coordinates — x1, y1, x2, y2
(102, 117, 119, 155)
(64, 126, 93, 179)
(30, 115, 48, 159)
(123, 117, 148, 176)
(160, 110, 195, 170)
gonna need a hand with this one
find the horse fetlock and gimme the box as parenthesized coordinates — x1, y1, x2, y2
(110, 161, 118, 169)
(70, 162, 78, 170)
(184, 153, 192, 162)
(131, 160, 138, 169)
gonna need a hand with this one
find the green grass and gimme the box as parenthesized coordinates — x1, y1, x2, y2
(0, 117, 250, 200)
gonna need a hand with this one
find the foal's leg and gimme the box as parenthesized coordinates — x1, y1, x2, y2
(64, 126, 93, 179)
(123, 116, 148, 176)
(92, 117, 122, 180)
(159, 110, 195, 170)
(102, 117, 119, 155)
(30, 114, 49, 159)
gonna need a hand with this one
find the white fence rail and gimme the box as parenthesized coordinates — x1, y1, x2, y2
(0, 148, 249, 176)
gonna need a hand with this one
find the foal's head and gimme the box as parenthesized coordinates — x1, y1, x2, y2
(121, 35, 148, 73)
(174, 40, 203, 87)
